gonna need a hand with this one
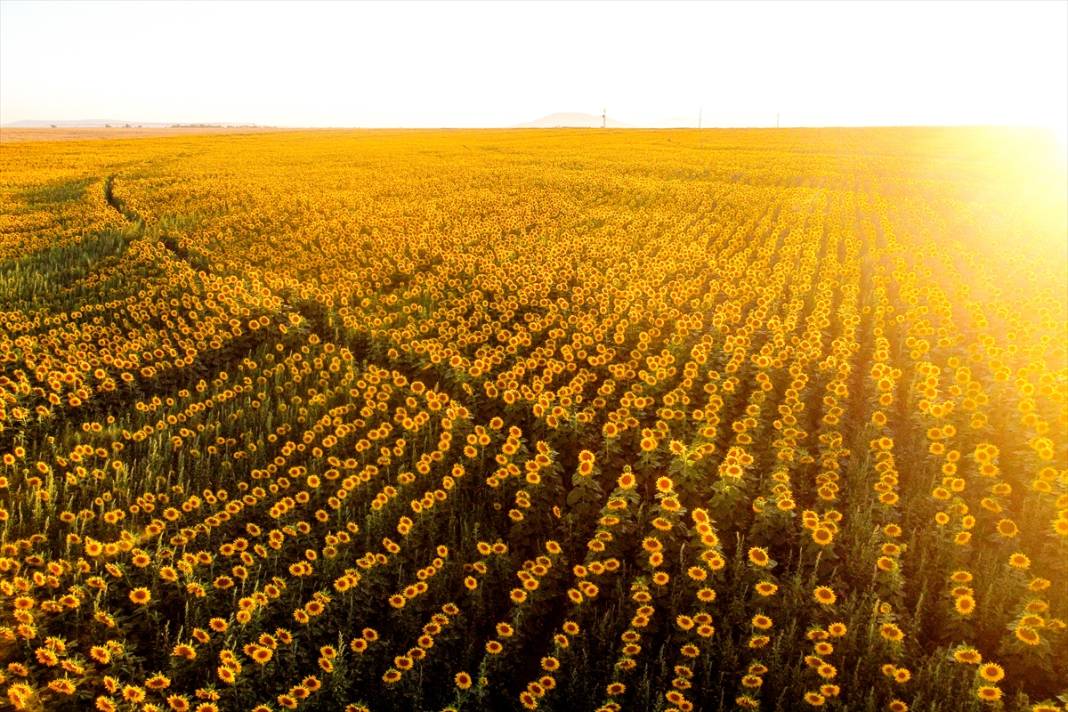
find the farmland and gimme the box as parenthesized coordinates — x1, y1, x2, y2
(0, 127, 1065, 712)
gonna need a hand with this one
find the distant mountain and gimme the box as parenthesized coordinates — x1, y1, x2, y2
(515, 112, 628, 128)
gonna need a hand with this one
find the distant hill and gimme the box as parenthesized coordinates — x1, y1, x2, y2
(515, 112, 628, 128)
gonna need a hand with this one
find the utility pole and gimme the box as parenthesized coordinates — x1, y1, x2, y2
(602, 108, 606, 129)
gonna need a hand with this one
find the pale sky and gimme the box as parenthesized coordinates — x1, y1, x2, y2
(1, 0, 1066, 133)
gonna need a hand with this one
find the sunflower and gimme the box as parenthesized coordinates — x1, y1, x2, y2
(252, 646, 274, 664)
(48, 678, 77, 695)
(129, 587, 152, 605)
(952, 646, 982, 664)
(680, 643, 700, 658)
(995, 518, 1019, 538)
(811, 527, 834, 545)
(876, 556, 897, 572)
(121, 686, 146, 703)
(747, 547, 770, 567)
(879, 623, 904, 642)
(172, 644, 197, 661)
(978, 663, 1004, 683)
(813, 586, 836, 605)
(954, 595, 976, 616)
(1007, 552, 1030, 569)
(746, 581, 777, 599)
(166, 694, 191, 711)
(145, 675, 171, 691)
(1014, 625, 1041, 646)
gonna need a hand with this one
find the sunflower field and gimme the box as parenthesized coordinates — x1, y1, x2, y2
(0, 127, 1065, 712)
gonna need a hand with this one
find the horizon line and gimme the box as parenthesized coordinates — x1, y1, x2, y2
(4, 122, 1063, 130)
